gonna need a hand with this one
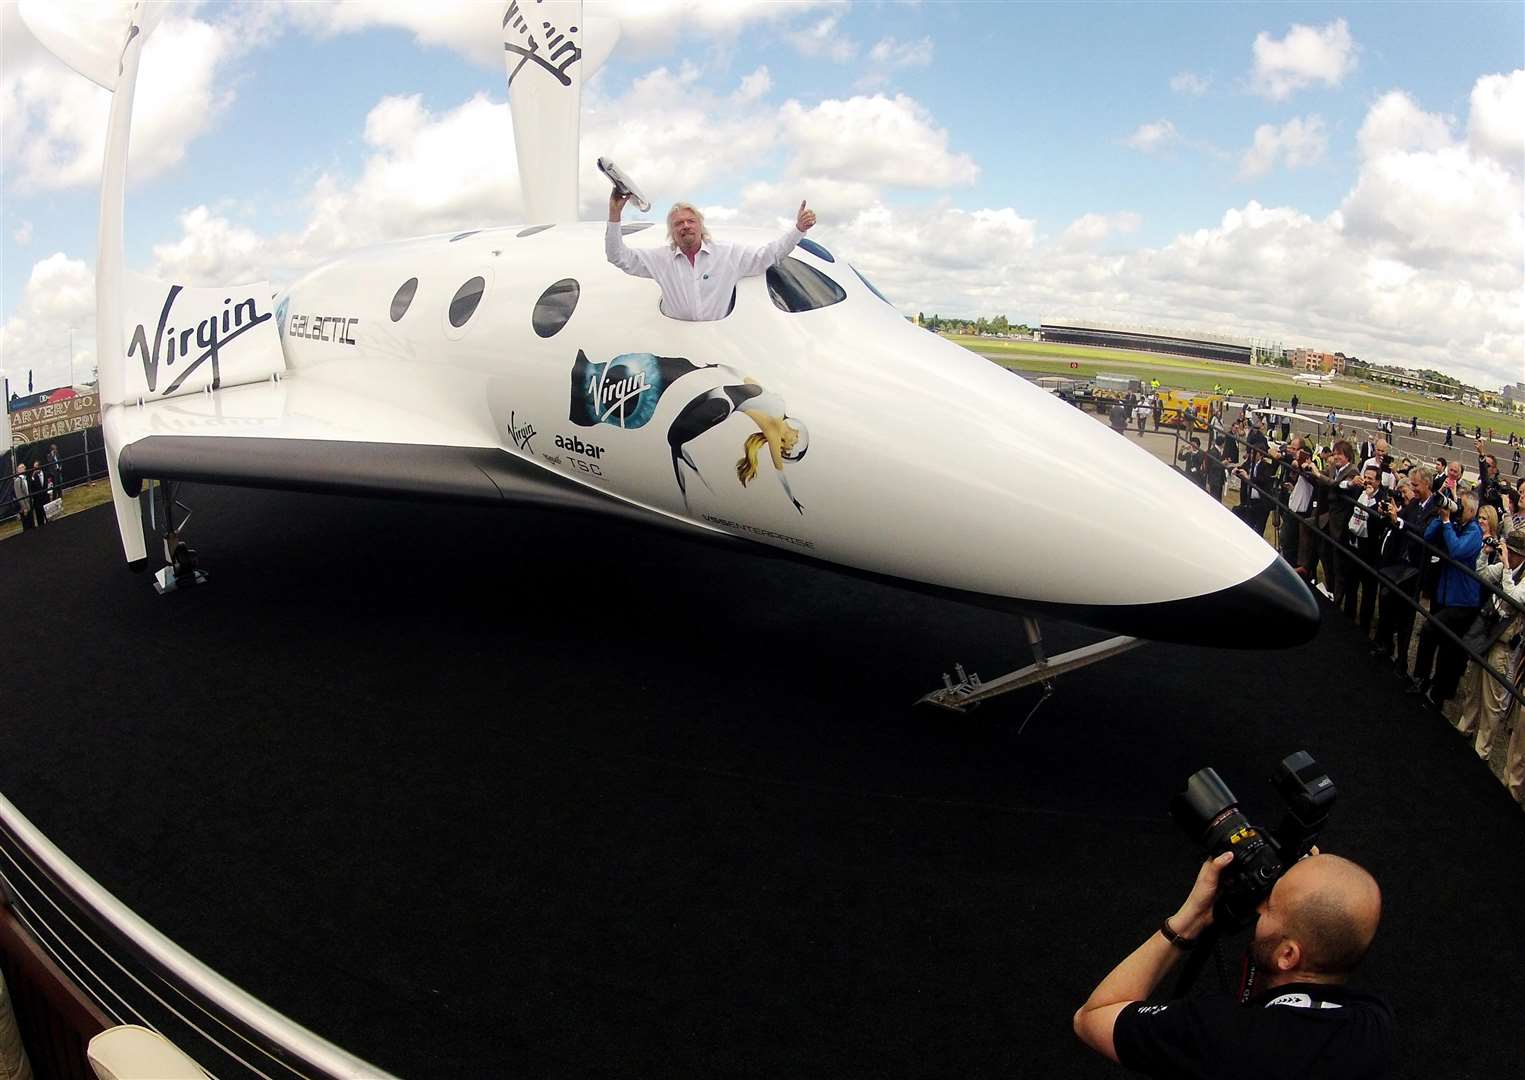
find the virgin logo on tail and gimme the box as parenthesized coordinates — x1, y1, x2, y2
(127, 286, 271, 395)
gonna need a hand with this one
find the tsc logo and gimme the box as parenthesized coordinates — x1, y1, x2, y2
(554, 434, 605, 459)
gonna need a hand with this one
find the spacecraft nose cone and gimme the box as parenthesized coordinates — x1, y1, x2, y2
(1166, 555, 1321, 646)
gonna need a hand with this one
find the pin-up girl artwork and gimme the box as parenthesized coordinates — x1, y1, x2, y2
(666, 375, 809, 514)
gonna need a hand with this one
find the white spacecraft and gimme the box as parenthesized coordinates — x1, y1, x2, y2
(20, 0, 1317, 657)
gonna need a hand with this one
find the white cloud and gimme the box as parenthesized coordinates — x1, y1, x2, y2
(788, 14, 857, 64)
(150, 206, 270, 285)
(1060, 212, 1143, 248)
(734, 66, 772, 103)
(1123, 120, 1180, 154)
(1, 10, 236, 192)
(579, 67, 781, 218)
(781, 94, 978, 188)
(1467, 69, 1525, 173)
(1238, 116, 1328, 179)
(1170, 71, 1210, 96)
(1356, 91, 1454, 159)
(0, 253, 96, 392)
(868, 37, 934, 68)
(1251, 18, 1357, 101)
(740, 177, 882, 225)
(13, 221, 32, 245)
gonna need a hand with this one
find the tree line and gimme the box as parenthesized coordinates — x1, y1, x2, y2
(917, 314, 1032, 336)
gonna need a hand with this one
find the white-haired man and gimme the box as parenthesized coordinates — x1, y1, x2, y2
(606, 193, 816, 321)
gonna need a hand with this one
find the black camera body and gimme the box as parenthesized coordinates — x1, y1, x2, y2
(1170, 752, 1337, 929)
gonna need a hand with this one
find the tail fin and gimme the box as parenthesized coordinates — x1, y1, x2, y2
(19, 2, 283, 566)
(17, 0, 163, 91)
(503, 0, 620, 222)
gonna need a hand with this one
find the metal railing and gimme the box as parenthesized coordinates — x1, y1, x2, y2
(0, 793, 396, 1079)
(1180, 434, 1525, 709)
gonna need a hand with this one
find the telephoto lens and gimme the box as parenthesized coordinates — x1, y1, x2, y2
(1170, 768, 1285, 928)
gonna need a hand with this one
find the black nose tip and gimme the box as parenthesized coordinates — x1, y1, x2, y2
(1147, 556, 1321, 647)
(1032, 555, 1321, 648)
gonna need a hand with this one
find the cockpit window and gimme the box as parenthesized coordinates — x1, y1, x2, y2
(621, 222, 653, 234)
(516, 224, 554, 238)
(851, 265, 893, 306)
(797, 237, 834, 263)
(449, 277, 486, 327)
(450, 230, 480, 242)
(390, 278, 418, 322)
(765, 257, 846, 314)
(533, 278, 580, 337)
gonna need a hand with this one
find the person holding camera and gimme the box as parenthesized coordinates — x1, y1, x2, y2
(1406, 491, 1484, 707)
(1073, 851, 1391, 1077)
(1456, 529, 1525, 756)
(1372, 465, 1441, 674)
(1343, 465, 1390, 630)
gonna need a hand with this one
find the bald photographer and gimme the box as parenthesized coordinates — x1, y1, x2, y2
(1073, 851, 1393, 1078)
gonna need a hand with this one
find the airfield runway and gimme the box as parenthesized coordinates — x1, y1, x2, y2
(2, 486, 1522, 1078)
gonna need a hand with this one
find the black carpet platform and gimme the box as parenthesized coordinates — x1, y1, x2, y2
(2, 487, 1521, 1078)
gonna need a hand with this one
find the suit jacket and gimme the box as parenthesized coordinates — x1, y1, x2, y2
(1380, 494, 1441, 572)
(1316, 462, 1360, 536)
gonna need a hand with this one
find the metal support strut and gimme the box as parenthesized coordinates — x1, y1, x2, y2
(150, 478, 207, 595)
(918, 617, 1144, 717)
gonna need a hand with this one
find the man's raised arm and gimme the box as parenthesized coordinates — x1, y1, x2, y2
(735, 201, 817, 277)
(606, 191, 654, 279)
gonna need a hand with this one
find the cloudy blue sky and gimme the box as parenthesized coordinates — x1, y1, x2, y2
(3, 0, 1521, 394)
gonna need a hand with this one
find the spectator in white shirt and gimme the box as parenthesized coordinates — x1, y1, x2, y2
(606, 193, 817, 321)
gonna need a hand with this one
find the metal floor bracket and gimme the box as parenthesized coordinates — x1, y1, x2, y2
(919, 619, 1144, 713)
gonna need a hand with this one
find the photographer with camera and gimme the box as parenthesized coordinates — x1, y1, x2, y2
(1073, 851, 1391, 1076)
(1456, 529, 1525, 757)
(1407, 491, 1484, 707)
(1372, 465, 1442, 674)
(1342, 465, 1390, 631)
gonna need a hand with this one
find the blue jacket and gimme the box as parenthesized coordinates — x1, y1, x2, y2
(1422, 517, 1483, 608)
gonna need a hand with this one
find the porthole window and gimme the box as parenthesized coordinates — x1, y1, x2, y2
(851, 266, 893, 306)
(532, 278, 580, 338)
(765, 257, 846, 314)
(621, 222, 653, 234)
(390, 278, 419, 322)
(449, 230, 480, 242)
(449, 276, 486, 327)
(517, 224, 554, 238)
(798, 237, 834, 263)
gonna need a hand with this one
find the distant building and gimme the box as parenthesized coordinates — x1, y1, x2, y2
(1290, 348, 1342, 374)
(1037, 320, 1251, 364)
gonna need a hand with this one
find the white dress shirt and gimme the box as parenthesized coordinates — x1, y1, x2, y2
(605, 222, 804, 322)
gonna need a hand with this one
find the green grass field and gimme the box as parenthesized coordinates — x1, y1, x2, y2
(949, 335, 1522, 437)
(0, 479, 113, 541)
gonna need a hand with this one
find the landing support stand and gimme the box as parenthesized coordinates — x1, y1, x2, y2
(919, 617, 1144, 724)
(148, 479, 207, 595)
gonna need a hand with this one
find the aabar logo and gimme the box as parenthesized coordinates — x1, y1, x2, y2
(554, 434, 604, 459)
(127, 286, 272, 395)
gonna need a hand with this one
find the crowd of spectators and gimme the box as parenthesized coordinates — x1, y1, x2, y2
(1196, 418, 1525, 812)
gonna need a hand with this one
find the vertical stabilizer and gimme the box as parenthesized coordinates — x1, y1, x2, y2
(503, 0, 586, 222)
(19, 1, 161, 565)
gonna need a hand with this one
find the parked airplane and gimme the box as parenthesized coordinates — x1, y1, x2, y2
(21, 0, 1317, 649)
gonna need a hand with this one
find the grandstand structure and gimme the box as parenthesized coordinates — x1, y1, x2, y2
(1037, 319, 1256, 365)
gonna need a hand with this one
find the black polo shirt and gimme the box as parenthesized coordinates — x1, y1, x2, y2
(1113, 981, 1394, 1079)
